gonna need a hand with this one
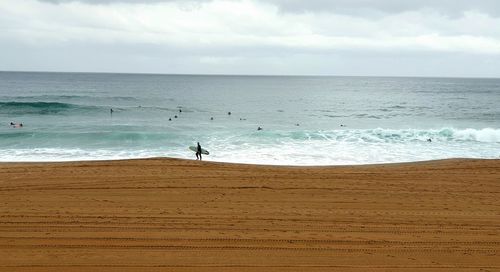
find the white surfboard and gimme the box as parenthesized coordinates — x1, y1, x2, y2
(189, 146, 209, 155)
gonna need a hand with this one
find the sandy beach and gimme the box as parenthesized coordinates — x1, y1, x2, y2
(0, 158, 499, 271)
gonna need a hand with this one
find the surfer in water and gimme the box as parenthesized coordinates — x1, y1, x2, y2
(196, 142, 202, 160)
(10, 122, 23, 128)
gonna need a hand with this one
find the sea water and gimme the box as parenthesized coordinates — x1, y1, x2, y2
(0, 72, 499, 165)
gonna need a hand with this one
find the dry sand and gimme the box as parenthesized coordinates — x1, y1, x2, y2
(0, 158, 499, 271)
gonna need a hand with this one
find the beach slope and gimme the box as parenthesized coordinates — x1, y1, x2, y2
(1, 158, 499, 271)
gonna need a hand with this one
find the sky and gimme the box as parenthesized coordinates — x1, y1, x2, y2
(1, 0, 500, 77)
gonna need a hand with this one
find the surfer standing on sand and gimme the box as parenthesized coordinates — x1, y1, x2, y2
(196, 142, 202, 160)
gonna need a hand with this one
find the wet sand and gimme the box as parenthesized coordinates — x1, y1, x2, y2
(1, 158, 499, 271)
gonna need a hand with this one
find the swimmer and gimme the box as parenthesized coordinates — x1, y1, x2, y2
(174, 115, 178, 118)
(427, 138, 432, 142)
(169, 118, 172, 121)
(179, 109, 182, 113)
(210, 117, 214, 120)
(10, 122, 23, 128)
(228, 111, 231, 115)
(257, 126, 263, 131)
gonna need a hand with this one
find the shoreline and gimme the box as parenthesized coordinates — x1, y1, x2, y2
(0, 156, 496, 167)
(1, 158, 499, 271)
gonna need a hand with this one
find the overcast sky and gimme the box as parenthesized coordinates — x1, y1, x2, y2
(1, 0, 500, 77)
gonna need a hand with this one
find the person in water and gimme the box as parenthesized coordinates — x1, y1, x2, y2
(196, 142, 202, 160)
(10, 122, 23, 128)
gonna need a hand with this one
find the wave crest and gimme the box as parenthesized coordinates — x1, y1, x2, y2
(0, 101, 94, 115)
(256, 128, 500, 143)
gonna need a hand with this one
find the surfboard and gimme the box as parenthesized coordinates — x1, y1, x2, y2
(189, 146, 209, 155)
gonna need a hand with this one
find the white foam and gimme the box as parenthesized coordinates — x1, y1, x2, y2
(1, 128, 499, 165)
(203, 129, 500, 165)
(453, 128, 500, 143)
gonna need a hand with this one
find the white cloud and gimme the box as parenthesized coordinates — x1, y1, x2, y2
(37, 0, 500, 18)
(1, 0, 500, 76)
(267, 0, 500, 17)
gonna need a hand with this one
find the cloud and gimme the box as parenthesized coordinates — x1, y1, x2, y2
(1, 0, 500, 76)
(38, 0, 500, 17)
(266, 0, 500, 18)
(38, 0, 210, 5)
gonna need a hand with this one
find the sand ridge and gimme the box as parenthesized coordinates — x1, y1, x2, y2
(0, 158, 499, 271)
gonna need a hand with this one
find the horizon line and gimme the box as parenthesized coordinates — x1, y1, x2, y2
(1, 69, 499, 80)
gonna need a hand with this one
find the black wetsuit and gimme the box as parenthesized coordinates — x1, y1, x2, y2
(196, 144, 202, 160)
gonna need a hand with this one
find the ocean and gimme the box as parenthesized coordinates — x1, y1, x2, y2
(0, 71, 499, 165)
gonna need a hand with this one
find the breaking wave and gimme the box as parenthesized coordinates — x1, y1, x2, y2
(0, 127, 498, 164)
(252, 127, 500, 143)
(0, 101, 98, 115)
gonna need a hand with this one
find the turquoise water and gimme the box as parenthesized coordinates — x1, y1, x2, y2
(0, 71, 499, 165)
